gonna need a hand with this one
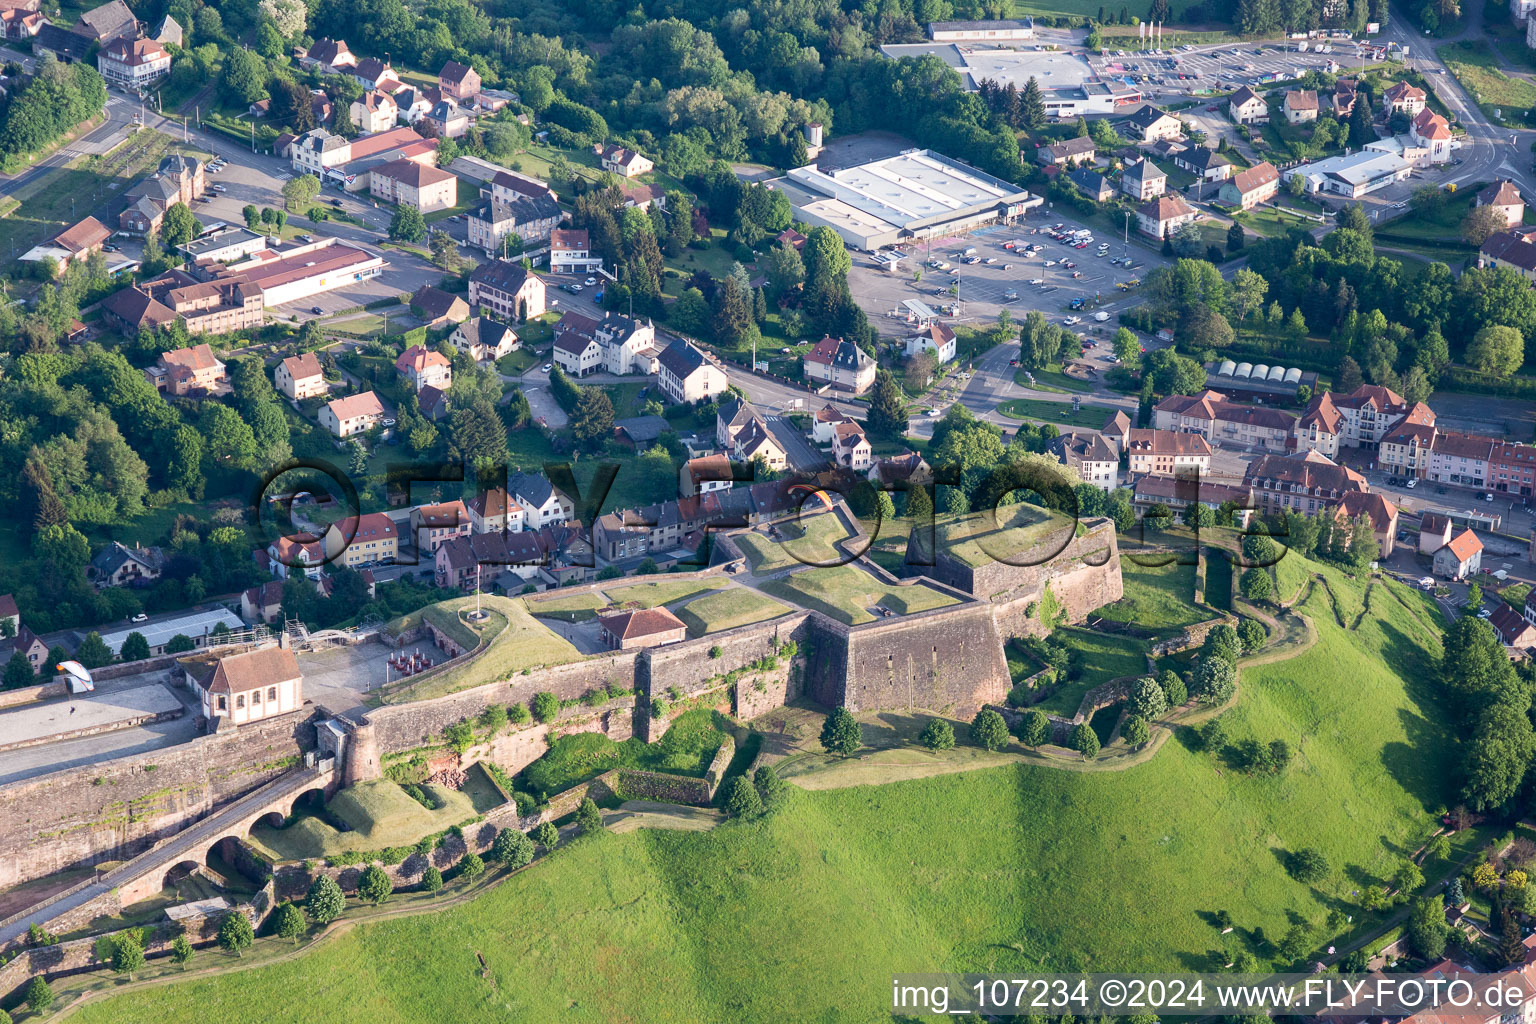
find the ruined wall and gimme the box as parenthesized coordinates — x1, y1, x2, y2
(0, 709, 316, 890)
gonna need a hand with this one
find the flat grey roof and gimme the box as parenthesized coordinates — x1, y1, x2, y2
(99, 608, 246, 654)
(180, 227, 264, 256)
(0, 683, 181, 747)
(785, 149, 1031, 231)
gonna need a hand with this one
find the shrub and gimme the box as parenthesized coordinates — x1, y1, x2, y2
(753, 764, 786, 808)
(533, 821, 560, 851)
(1158, 668, 1187, 707)
(531, 691, 560, 723)
(709, 644, 722, 658)
(919, 718, 956, 751)
(1069, 722, 1099, 759)
(1199, 715, 1228, 755)
(274, 901, 306, 943)
(305, 875, 345, 924)
(1128, 676, 1168, 721)
(1122, 714, 1150, 748)
(575, 798, 604, 835)
(1194, 658, 1236, 705)
(969, 709, 1010, 752)
(1240, 567, 1275, 602)
(1239, 617, 1267, 652)
(1288, 847, 1330, 883)
(508, 703, 531, 725)
(723, 775, 764, 818)
(478, 704, 509, 733)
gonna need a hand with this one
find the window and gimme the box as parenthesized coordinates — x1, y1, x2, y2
(218, 695, 227, 711)
(236, 695, 245, 708)
(268, 687, 277, 701)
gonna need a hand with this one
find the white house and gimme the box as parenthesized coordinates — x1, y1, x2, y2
(319, 391, 385, 437)
(905, 322, 957, 364)
(193, 646, 303, 726)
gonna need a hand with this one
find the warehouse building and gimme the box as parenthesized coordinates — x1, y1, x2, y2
(879, 43, 1141, 118)
(768, 149, 1040, 250)
(211, 238, 388, 308)
(1284, 150, 1410, 199)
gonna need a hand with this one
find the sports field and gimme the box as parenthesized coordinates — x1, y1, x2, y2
(65, 560, 1460, 1023)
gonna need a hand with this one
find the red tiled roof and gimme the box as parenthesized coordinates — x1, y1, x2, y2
(325, 391, 385, 421)
(597, 606, 686, 640)
(1126, 428, 1213, 456)
(1445, 527, 1482, 562)
(204, 646, 301, 694)
(281, 352, 323, 381)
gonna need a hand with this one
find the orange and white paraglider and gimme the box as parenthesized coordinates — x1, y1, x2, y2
(55, 660, 95, 693)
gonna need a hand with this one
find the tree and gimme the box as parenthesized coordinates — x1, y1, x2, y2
(1200, 716, 1228, 755)
(112, 929, 145, 977)
(3, 652, 33, 689)
(357, 864, 392, 904)
(1019, 76, 1047, 130)
(492, 828, 535, 868)
(430, 230, 461, 274)
(723, 775, 764, 818)
(219, 47, 267, 105)
(390, 205, 427, 243)
(330, 101, 356, 138)
(1462, 203, 1508, 246)
(1122, 714, 1150, 749)
(919, 717, 955, 751)
(575, 798, 604, 836)
(1113, 326, 1141, 365)
(1159, 669, 1187, 707)
(1070, 722, 1100, 759)
(459, 850, 486, 882)
(1195, 658, 1236, 705)
(533, 821, 560, 852)
(753, 764, 786, 809)
(422, 864, 444, 896)
(1239, 618, 1266, 652)
(570, 387, 615, 451)
(866, 369, 908, 442)
(970, 708, 1010, 751)
(274, 901, 306, 943)
(1468, 324, 1525, 379)
(160, 202, 200, 250)
(218, 912, 254, 957)
(281, 173, 320, 210)
(24, 976, 52, 1012)
(119, 631, 150, 663)
(75, 631, 113, 668)
(1467, 582, 1484, 614)
(763, 240, 805, 299)
(170, 934, 194, 966)
(1202, 623, 1240, 666)
(1128, 676, 1168, 721)
(305, 874, 345, 924)
(1337, 355, 1365, 393)
(532, 691, 559, 723)
(1240, 567, 1274, 603)
(1288, 847, 1329, 883)
(820, 706, 860, 755)
(1396, 858, 1425, 894)
(1018, 709, 1049, 746)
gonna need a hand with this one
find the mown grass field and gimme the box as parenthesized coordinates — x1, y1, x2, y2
(601, 578, 725, 608)
(1092, 556, 1211, 630)
(68, 560, 1457, 1024)
(675, 588, 792, 636)
(733, 514, 851, 575)
(761, 565, 958, 625)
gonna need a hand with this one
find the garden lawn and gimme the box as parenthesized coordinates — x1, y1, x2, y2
(1092, 556, 1210, 630)
(67, 559, 1458, 1024)
(998, 397, 1120, 425)
(601, 578, 725, 608)
(675, 588, 792, 636)
(761, 565, 957, 626)
(527, 592, 608, 622)
(1032, 628, 1148, 716)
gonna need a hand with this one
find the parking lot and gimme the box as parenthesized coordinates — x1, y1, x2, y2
(850, 212, 1172, 333)
(1088, 40, 1392, 104)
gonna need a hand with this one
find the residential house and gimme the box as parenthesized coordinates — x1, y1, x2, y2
(549, 228, 603, 275)
(468, 260, 546, 320)
(869, 451, 931, 491)
(597, 143, 653, 177)
(1121, 158, 1166, 201)
(1219, 161, 1280, 210)
(1228, 86, 1268, 125)
(1048, 432, 1119, 491)
(391, 85, 437, 126)
(552, 309, 657, 375)
(448, 316, 518, 364)
(104, 272, 262, 340)
(657, 339, 727, 403)
(1428, 431, 1494, 490)
(466, 487, 525, 534)
(240, 580, 284, 624)
(323, 512, 399, 567)
(408, 284, 470, 328)
(438, 60, 480, 105)
(410, 500, 471, 555)
(1478, 179, 1526, 228)
(680, 454, 735, 497)
(419, 385, 449, 422)
(597, 607, 687, 650)
(1332, 383, 1432, 448)
(1383, 81, 1427, 116)
(75, 0, 136, 43)
(276, 352, 327, 400)
(803, 334, 876, 394)
(831, 420, 872, 472)
(1379, 420, 1436, 480)
(720, 397, 770, 450)
(1419, 512, 1454, 554)
(369, 157, 457, 212)
(350, 56, 401, 94)
(1408, 108, 1454, 164)
(147, 343, 227, 396)
(1173, 146, 1232, 182)
(1335, 490, 1399, 558)
(811, 403, 857, 445)
(467, 171, 561, 254)
(733, 418, 789, 471)
(1330, 79, 1359, 117)
(1125, 428, 1213, 478)
(1132, 475, 1254, 520)
(300, 38, 356, 74)
(1136, 194, 1197, 238)
(509, 471, 573, 528)
(32, 23, 89, 62)
(613, 415, 668, 448)
(1434, 528, 1483, 578)
(268, 534, 324, 579)
(905, 321, 957, 364)
(423, 99, 468, 140)
(1480, 225, 1536, 283)
(1146, 137, 1186, 160)
(0, 7, 42, 40)
(1293, 391, 1343, 457)
(395, 344, 452, 392)
(1491, 440, 1536, 496)
(1068, 166, 1115, 201)
(118, 154, 205, 235)
(1123, 104, 1182, 142)
(151, 13, 179, 44)
(351, 90, 398, 134)
(1242, 450, 1368, 516)
(97, 35, 172, 92)
(193, 647, 302, 726)
(1034, 137, 1096, 167)
(1102, 410, 1131, 449)
(1491, 602, 1536, 650)
(319, 391, 385, 437)
(552, 324, 604, 377)
(88, 541, 164, 587)
(1284, 89, 1320, 124)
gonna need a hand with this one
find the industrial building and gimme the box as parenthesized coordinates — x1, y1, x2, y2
(1206, 360, 1320, 402)
(880, 43, 1141, 118)
(210, 238, 388, 308)
(1284, 150, 1410, 199)
(768, 149, 1040, 250)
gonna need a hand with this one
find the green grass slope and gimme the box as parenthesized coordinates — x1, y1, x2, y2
(71, 564, 1455, 1024)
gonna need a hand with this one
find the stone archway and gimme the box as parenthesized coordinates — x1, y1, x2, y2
(162, 859, 202, 893)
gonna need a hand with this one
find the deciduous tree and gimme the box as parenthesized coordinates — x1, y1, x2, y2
(819, 706, 860, 755)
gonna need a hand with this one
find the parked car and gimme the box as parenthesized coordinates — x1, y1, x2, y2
(311, 306, 323, 314)
(131, 613, 148, 623)
(584, 276, 597, 286)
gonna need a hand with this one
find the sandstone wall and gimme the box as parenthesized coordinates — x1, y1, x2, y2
(831, 600, 1012, 716)
(0, 709, 316, 891)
